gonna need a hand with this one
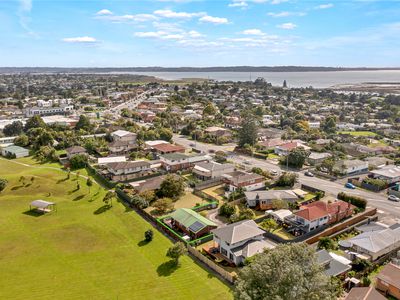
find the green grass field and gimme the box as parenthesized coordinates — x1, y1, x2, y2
(0, 158, 232, 300)
(337, 131, 377, 137)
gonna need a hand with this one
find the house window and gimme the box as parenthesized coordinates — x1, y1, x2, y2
(221, 248, 228, 256)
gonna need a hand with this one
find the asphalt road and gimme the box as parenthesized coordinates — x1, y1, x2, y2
(173, 134, 400, 221)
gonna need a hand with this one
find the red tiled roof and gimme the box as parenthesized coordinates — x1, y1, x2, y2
(278, 142, 299, 150)
(295, 205, 329, 221)
(152, 143, 185, 153)
(295, 200, 354, 221)
(377, 263, 400, 289)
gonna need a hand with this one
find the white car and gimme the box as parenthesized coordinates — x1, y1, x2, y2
(388, 195, 400, 202)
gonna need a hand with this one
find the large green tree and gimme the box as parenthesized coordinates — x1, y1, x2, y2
(75, 115, 92, 132)
(283, 147, 309, 169)
(158, 175, 185, 200)
(0, 178, 8, 193)
(3, 121, 24, 136)
(166, 242, 187, 265)
(238, 115, 258, 148)
(234, 243, 338, 300)
(24, 115, 46, 131)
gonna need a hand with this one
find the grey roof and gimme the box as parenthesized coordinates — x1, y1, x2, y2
(308, 152, 331, 160)
(107, 160, 150, 170)
(355, 222, 388, 233)
(2, 145, 28, 153)
(347, 227, 400, 253)
(194, 161, 234, 172)
(160, 153, 189, 160)
(223, 171, 264, 186)
(317, 250, 351, 277)
(370, 165, 400, 179)
(231, 239, 273, 259)
(66, 146, 86, 154)
(245, 190, 298, 202)
(212, 220, 265, 244)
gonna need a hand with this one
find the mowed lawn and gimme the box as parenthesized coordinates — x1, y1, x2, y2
(0, 158, 232, 300)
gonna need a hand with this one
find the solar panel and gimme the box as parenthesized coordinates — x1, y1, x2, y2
(189, 221, 205, 233)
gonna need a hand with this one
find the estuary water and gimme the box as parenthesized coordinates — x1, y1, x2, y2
(126, 70, 400, 88)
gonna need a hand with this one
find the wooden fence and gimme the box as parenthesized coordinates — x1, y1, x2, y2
(187, 247, 235, 284)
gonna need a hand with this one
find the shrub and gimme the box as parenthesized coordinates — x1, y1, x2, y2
(69, 154, 88, 170)
(337, 192, 367, 209)
(145, 229, 154, 242)
(219, 203, 235, 218)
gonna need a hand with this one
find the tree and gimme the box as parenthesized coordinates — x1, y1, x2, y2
(14, 134, 29, 147)
(282, 147, 309, 169)
(103, 191, 115, 207)
(158, 175, 185, 200)
(271, 199, 288, 210)
(24, 115, 46, 131)
(86, 177, 93, 193)
(276, 172, 298, 187)
(35, 145, 57, 162)
(203, 102, 217, 115)
(145, 229, 154, 242)
(317, 237, 336, 250)
(322, 116, 336, 134)
(166, 242, 187, 265)
(75, 115, 92, 131)
(219, 203, 236, 218)
(153, 197, 173, 214)
(131, 194, 149, 209)
(260, 218, 278, 232)
(238, 115, 258, 148)
(234, 243, 337, 300)
(158, 128, 173, 141)
(0, 178, 8, 192)
(69, 154, 88, 170)
(3, 121, 23, 136)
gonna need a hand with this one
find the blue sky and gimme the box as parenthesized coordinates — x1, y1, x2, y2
(1, 0, 400, 67)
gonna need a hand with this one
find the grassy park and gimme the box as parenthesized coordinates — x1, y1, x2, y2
(337, 131, 377, 137)
(0, 158, 232, 300)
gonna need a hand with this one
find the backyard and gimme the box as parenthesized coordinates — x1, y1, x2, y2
(0, 158, 232, 300)
(338, 131, 377, 137)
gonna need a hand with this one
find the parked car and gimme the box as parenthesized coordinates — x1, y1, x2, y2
(345, 182, 356, 189)
(388, 195, 400, 202)
(189, 143, 195, 147)
(271, 170, 278, 176)
(304, 171, 314, 177)
(244, 160, 251, 165)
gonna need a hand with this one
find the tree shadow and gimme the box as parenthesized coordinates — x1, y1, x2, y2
(11, 185, 24, 191)
(137, 239, 150, 247)
(93, 205, 111, 215)
(157, 260, 179, 277)
(57, 177, 69, 184)
(73, 195, 85, 201)
(22, 210, 43, 217)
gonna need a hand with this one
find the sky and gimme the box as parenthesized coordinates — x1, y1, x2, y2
(1, 0, 400, 67)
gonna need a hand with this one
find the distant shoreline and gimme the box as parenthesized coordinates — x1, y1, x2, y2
(1, 66, 400, 74)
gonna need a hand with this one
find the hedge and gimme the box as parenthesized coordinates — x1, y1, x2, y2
(337, 192, 367, 209)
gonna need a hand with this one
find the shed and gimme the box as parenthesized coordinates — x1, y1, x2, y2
(1, 145, 29, 158)
(30, 200, 56, 213)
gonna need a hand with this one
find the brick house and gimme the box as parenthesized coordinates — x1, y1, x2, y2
(376, 263, 400, 299)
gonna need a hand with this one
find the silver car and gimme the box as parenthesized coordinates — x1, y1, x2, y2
(388, 195, 400, 202)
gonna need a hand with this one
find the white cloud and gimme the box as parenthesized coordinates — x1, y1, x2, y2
(241, 29, 266, 36)
(62, 36, 98, 43)
(134, 29, 204, 41)
(18, 0, 36, 36)
(315, 3, 334, 9)
(188, 30, 205, 38)
(96, 9, 113, 16)
(199, 15, 229, 24)
(153, 9, 205, 19)
(271, 0, 289, 4)
(267, 11, 306, 17)
(20, 0, 32, 12)
(228, 1, 248, 7)
(96, 13, 158, 23)
(277, 22, 297, 29)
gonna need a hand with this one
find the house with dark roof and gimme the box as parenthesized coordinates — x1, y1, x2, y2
(212, 220, 273, 265)
(333, 159, 369, 176)
(376, 263, 400, 299)
(222, 171, 265, 194)
(193, 161, 235, 180)
(66, 146, 86, 159)
(150, 143, 186, 155)
(168, 208, 217, 239)
(345, 287, 386, 300)
(316, 249, 351, 277)
(245, 190, 299, 210)
(104, 160, 159, 181)
(160, 153, 211, 172)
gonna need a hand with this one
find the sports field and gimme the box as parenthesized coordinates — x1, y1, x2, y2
(0, 158, 232, 300)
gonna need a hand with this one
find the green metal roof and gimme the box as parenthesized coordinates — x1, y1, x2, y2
(3, 145, 28, 154)
(170, 208, 216, 232)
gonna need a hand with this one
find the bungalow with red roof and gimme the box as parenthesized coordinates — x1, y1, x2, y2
(294, 200, 354, 233)
(151, 143, 186, 155)
(274, 141, 310, 156)
(376, 263, 400, 299)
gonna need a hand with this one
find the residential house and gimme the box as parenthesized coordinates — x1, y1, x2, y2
(224, 116, 241, 129)
(193, 162, 235, 180)
(109, 130, 138, 154)
(160, 153, 211, 172)
(150, 143, 186, 155)
(129, 174, 179, 194)
(104, 160, 159, 181)
(293, 200, 354, 233)
(370, 166, 400, 185)
(212, 220, 273, 265)
(333, 160, 369, 176)
(376, 263, 400, 299)
(111, 130, 137, 143)
(274, 141, 310, 156)
(204, 126, 232, 138)
(65, 146, 86, 159)
(222, 171, 265, 194)
(345, 287, 386, 300)
(258, 128, 284, 141)
(168, 208, 217, 239)
(365, 157, 394, 169)
(1, 145, 29, 158)
(258, 138, 285, 151)
(245, 190, 298, 210)
(345, 226, 400, 261)
(97, 156, 126, 165)
(307, 152, 332, 166)
(317, 249, 352, 277)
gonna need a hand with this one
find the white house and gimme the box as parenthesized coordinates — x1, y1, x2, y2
(212, 220, 273, 265)
(111, 130, 137, 143)
(333, 160, 369, 175)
